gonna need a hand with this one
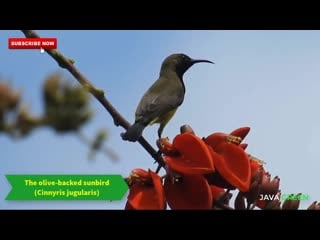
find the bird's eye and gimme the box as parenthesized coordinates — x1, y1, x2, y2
(181, 55, 187, 60)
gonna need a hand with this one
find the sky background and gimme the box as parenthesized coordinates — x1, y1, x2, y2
(1, 30, 320, 209)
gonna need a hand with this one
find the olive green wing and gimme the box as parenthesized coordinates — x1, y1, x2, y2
(135, 83, 184, 125)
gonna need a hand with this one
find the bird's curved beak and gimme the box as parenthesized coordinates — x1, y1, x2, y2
(191, 59, 214, 65)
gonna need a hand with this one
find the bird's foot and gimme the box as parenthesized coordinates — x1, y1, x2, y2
(121, 132, 129, 141)
(120, 132, 126, 140)
(120, 131, 138, 142)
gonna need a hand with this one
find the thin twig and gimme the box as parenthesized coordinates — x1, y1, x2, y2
(76, 131, 119, 161)
(155, 164, 162, 174)
(20, 30, 165, 167)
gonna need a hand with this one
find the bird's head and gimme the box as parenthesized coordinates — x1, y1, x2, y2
(160, 53, 214, 78)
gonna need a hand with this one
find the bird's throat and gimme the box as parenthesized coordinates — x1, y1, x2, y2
(160, 69, 186, 94)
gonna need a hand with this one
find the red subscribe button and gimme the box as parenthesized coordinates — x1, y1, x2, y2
(8, 38, 57, 50)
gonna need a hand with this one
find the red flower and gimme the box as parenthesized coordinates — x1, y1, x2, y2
(260, 173, 280, 196)
(164, 133, 215, 175)
(239, 143, 248, 150)
(157, 138, 180, 156)
(204, 129, 251, 192)
(230, 127, 250, 140)
(210, 185, 225, 201)
(249, 158, 262, 177)
(126, 169, 166, 210)
(164, 174, 212, 209)
(129, 168, 152, 183)
(244, 160, 280, 210)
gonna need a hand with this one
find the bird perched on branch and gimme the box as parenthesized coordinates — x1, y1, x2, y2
(121, 53, 214, 142)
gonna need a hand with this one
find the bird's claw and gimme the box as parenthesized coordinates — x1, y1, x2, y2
(120, 132, 128, 141)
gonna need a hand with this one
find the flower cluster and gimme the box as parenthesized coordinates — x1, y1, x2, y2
(124, 126, 315, 210)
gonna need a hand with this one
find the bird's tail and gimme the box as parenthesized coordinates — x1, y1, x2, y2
(121, 122, 146, 142)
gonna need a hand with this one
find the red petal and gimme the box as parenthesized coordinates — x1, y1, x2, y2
(131, 168, 151, 182)
(149, 170, 166, 209)
(210, 185, 225, 201)
(164, 175, 212, 209)
(127, 171, 166, 210)
(203, 132, 227, 149)
(239, 143, 248, 150)
(165, 133, 214, 175)
(127, 183, 166, 210)
(230, 127, 250, 140)
(157, 138, 180, 156)
(206, 143, 251, 192)
(250, 159, 262, 177)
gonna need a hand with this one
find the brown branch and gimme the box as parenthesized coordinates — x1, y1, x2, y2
(20, 30, 165, 167)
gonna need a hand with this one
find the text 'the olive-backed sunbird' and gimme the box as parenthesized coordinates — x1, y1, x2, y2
(121, 53, 214, 142)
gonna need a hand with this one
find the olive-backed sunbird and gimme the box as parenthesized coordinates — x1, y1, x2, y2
(121, 53, 214, 142)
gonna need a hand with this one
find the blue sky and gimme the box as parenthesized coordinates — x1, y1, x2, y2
(1, 30, 320, 209)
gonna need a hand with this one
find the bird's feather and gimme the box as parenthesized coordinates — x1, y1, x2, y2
(135, 75, 184, 125)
